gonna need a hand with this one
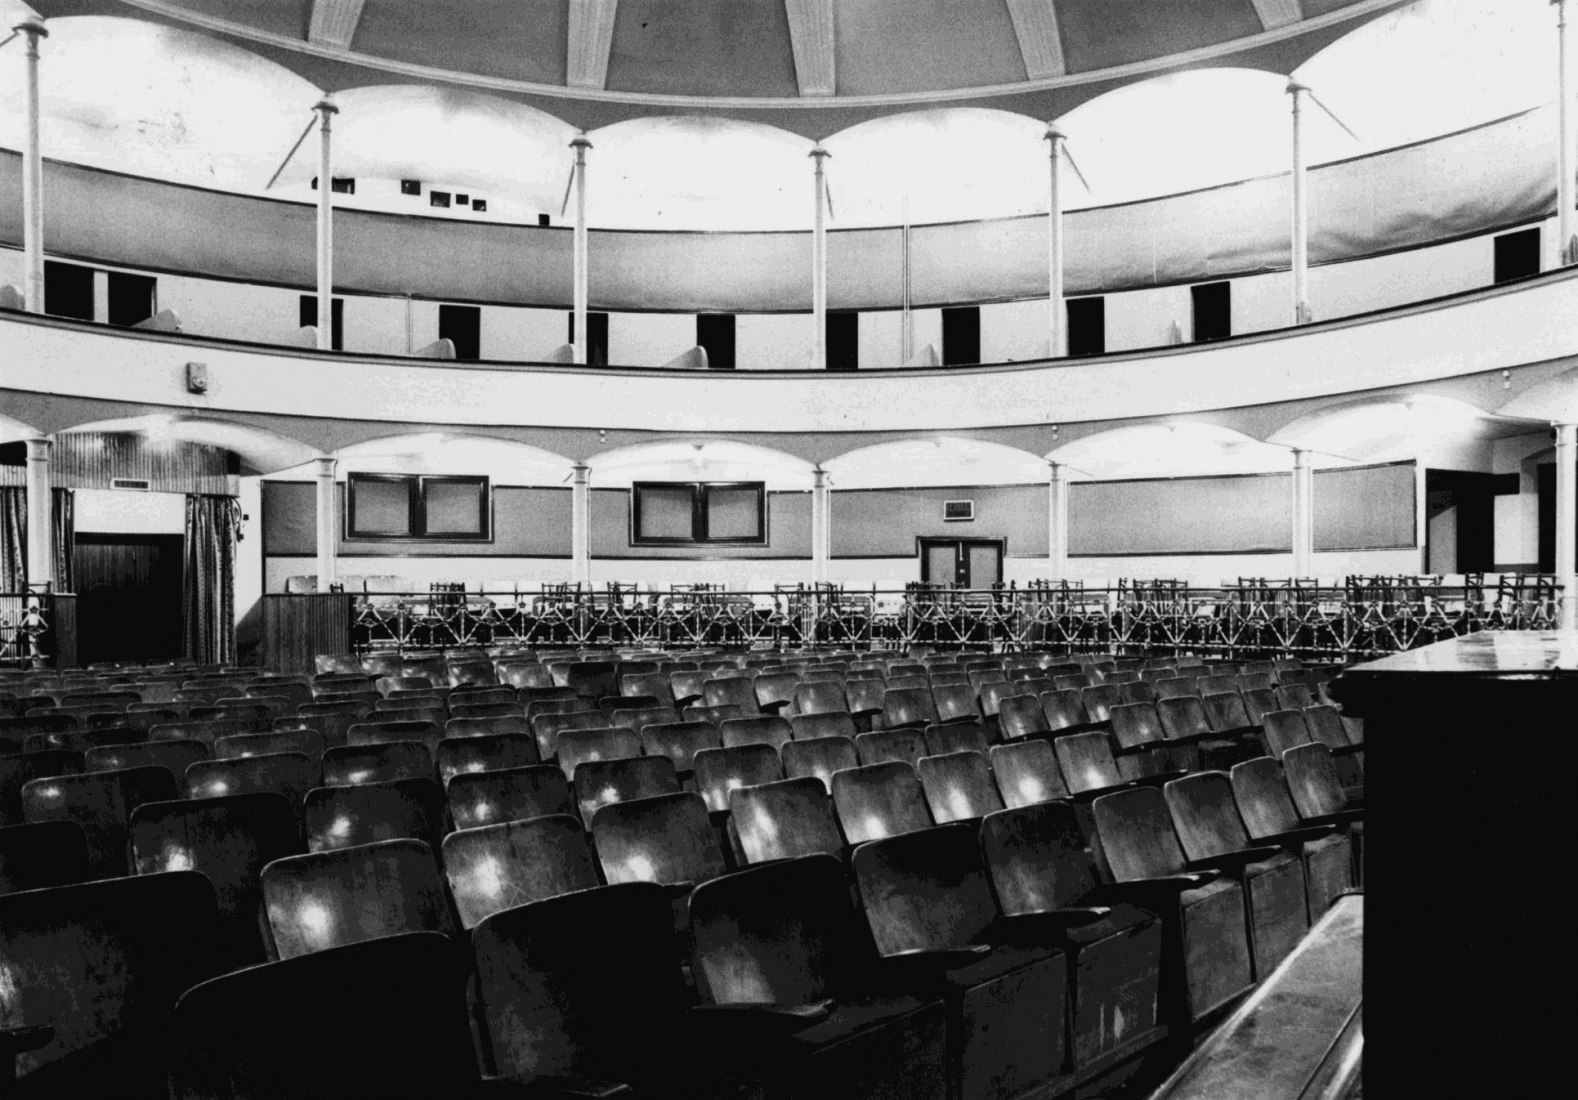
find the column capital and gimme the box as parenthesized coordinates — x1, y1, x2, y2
(571, 462, 592, 482)
(1291, 447, 1313, 467)
(1043, 123, 1065, 146)
(570, 134, 593, 153)
(812, 466, 827, 487)
(809, 144, 831, 162)
(13, 17, 46, 38)
(1285, 79, 1309, 97)
(313, 455, 337, 475)
(23, 434, 50, 459)
(314, 98, 339, 117)
(1047, 459, 1067, 481)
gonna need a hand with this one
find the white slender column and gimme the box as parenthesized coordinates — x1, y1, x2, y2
(24, 436, 52, 590)
(1287, 81, 1312, 324)
(314, 99, 338, 351)
(1045, 125, 1067, 357)
(811, 146, 830, 370)
(1291, 448, 1314, 578)
(1047, 461, 1069, 581)
(1557, 424, 1577, 629)
(571, 463, 591, 587)
(314, 456, 338, 592)
(17, 18, 47, 313)
(811, 467, 829, 585)
(571, 136, 592, 365)
(1559, 0, 1576, 266)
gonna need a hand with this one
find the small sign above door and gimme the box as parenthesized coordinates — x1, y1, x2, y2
(943, 500, 974, 522)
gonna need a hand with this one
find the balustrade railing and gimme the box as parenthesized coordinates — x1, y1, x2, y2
(328, 574, 1565, 663)
(0, 588, 73, 668)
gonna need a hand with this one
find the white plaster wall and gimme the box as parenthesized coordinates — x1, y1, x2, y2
(980, 299, 1049, 363)
(857, 310, 905, 369)
(910, 308, 944, 363)
(737, 313, 814, 371)
(1308, 234, 1492, 321)
(607, 311, 698, 367)
(155, 273, 305, 346)
(1106, 284, 1193, 352)
(1494, 430, 1551, 568)
(235, 477, 264, 650)
(72, 488, 186, 533)
(486, 306, 569, 362)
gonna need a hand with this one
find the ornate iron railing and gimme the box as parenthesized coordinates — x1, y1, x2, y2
(341, 574, 1564, 664)
(0, 589, 62, 668)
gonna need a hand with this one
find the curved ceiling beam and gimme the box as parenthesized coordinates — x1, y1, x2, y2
(1251, 0, 1305, 32)
(785, 0, 836, 97)
(567, 0, 618, 91)
(307, 0, 364, 51)
(1005, 0, 1066, 81)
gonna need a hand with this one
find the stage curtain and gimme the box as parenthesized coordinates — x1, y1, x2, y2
(183, 494, 241, 665)
(52, 488, 74, 593)
(0, 488, 22, 591)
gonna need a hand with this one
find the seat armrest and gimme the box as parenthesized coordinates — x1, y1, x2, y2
(880, 944, 993, 975)
(1331, 744, 1364, 757)
(992, 907, 1112, 939)
(1306, 809, 1364, 829)
(1185, 846, 1283, 874)
(1094, 872, 1219, 903)
(692, 1000, 835, 1025)
(1260, 825, 1337, 848)
(1131, 769, 1189, 789)
(485, 1075, 633, 1098)
(0, 1025, 54, 1057)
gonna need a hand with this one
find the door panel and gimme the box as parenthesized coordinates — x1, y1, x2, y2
(919, 539, 1005, 588)
(965, 543, 1002, 588)
(924, 544, 957, 585)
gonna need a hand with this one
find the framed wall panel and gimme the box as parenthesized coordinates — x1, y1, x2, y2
(1069, 474, 1291, 556)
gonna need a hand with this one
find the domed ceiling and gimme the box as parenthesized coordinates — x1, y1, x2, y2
(21, 0, 1406, 135)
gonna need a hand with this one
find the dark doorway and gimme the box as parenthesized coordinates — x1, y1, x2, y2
(1424, 469, 1498, 575)
(72, 534, 185, 666)
(1539, 462, 1558, 573)
(941, 306, 981, 366)
(918, 538, 1004, 588)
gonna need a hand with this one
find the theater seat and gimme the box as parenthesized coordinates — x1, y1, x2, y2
(1090, 788, 1254, 1026)
(302, 777, 445, 852)
(851, 822, 1073, 1100)
(781, 735, 858, 793)
(168, 932, 495, 1100)
(831, 761, 933, 844)
(693, 744, 782, 814)
(446, 764, 576, 830)
(1162, 773, 1310, 979)
(979, 801, 1166, 1076)
(20, 765, 179, 879)
(442, 814, 600, 928)
(988, 740, 1071, 808)
(436, 732, 540, 783)
(855, 728, 927, 767)
(183, 751, 318, 807)
(687, 854, 950, 1100)
(322, 741, 432, 786)
(573, 756, 680, 827)
(729, 777, 846, 864)
(262, 838, 454, 958)
(1229, 756, 1356, 920)
(591, 791, 727, 892)
(915, 751, 1003, 824)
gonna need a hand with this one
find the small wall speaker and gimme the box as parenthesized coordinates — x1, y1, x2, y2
(185, 361, 208, 394)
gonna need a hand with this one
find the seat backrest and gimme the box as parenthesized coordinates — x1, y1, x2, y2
(781, 735, 859, 793)
(471, 882, 688, 1084)
(1119, 680, 1156, 704)
(1041, 689, 1090, 733)
(1052, 731, 1124, 796)
(792, 679, 849, 716)
(302, 777, 445, 852)
(1198, 675, 1239, 697)
(215, 729, 325, 761)
(1281, 742, 1350, 819)
(621, 673, 677, 708)
(1276, 684, 1316, 710)
(85, 738, 209, 777)
(0, 819, 90, 895)
(1241, 687, 1279, 725)
(640, 720, 721, 772)
(1157, 695, 1212, 741)
(573, 756, 681, 827)
(150, 718, 251, 747)
(443, 814, 599, 928)
(496, 663, 555, 691)
(21, 765, 179, 878)
(851, 821, 998, 956)
(1261, 708, 1313, 756)
(831, 761, 933, 844)
(262, 838, 453, 958)
(435, 732, 539, 783)
(1091, 786, 1189, 881)
(1229, 756, 1305, 839)
(976, 680, 1019, 717)
(184, 751, 318, 808)
(716, 715, 792, 752)
(788, 711, 857, 741)
(753, 672, 800, 711)
(446, 764, 575, 830)
(844, 679, 888, 715)
(931, 682, 980, 724)
(917, 750, 1003, 824)
(0, 871, 221, 1093)
(169, 931, 479, 1098)
(1108, 702, 1164, 751)
(130, 793, 299, 963)
(854, 727, 928, 767)
(554, 725, 642, 780)
(980, 800, 1102, 915)
(727, 776, 844, 863)
(532, 709, 620, 762)
(1202, 691, 1252, 733)
(996, 694, 1050, 741)
(565, 661, 618, 701)
(591, 791, 727, 887)
(688, 853, 871, 1006)
(879, 687, 937, 730)
(1081, 684, 1122, 725)
(924, 721, 989, 757)
(702, 676, 760, 716)
(321, 741, 432, 787)
(1163, 772, 1254, 862)
(692, 744, 782, 814)
(989, 740, 1070, 808)
(448, 701, 524, 722)
(680, 703, 744, 727)
(1302, 705, 1352, 749)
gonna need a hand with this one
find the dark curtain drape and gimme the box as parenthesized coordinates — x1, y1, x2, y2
(0, 487, 22, 592)
(183, 494, 241, 665)
(0, 486, 73, 592)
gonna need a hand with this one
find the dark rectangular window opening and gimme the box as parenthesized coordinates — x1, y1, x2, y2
(1191, 281, 1232, 342)
(568, 311, 610, 366)
(1494, 227, 1541, 283)
(697, 313, 737, 371)
(537, 213, 550, 226)
(107, 271, 157, 327)
(44, 260, 94, 321)
(472, 199, 488, 213)
(400, 179, 422, 196)
(827, 311, 858, 371)
(1066, 296, 1106, 357)
(430, 191, 452, 208)
(347, 473, 490, 541)
(299, 295, 344, 351)
(631, 481, 766, 546)
(455, 194, 470, 205)
(439, 303, 482, 361)
(942, 305, 981, 366)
